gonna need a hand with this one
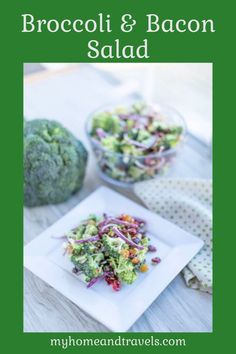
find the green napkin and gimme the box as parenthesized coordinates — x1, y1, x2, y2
(134, 178, 212, 294)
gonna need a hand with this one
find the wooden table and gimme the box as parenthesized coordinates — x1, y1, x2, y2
(24, 64, 212, 332)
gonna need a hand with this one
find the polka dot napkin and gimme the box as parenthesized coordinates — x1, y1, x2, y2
(134, 178, 212, 294)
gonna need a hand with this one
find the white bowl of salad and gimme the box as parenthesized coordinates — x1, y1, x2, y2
(86, 102, 186, 187)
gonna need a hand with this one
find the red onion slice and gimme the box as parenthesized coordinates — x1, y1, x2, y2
(87, 274, 104, 288)
(87, 271, 110, 288)
(113, 227, 144, 250)
(125, 138, 148, 149)
(100, 223, 118, 233)
(100, 217, 139, 228)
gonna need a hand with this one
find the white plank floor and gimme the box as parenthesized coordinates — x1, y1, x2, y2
(24, 64, 212, 332)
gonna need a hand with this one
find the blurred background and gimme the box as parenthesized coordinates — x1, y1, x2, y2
(24, 62, 212, 145)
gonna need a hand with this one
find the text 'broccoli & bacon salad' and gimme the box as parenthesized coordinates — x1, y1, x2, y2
(63, 213, 161, 291)
(88, 102, 185, 185)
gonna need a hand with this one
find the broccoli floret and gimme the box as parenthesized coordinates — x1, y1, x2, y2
(87, 214, 101, 223)
(84, 224, 98, 236)
(110, 254, 135, 283)
(83, 253, 104, 280)
(71, 252, 104, 281)
(108, 168, 127, 180)
(171, 126, 183, 135)
(71, 223, 98, 240)
(88, 253, 104, 268)
(163, 134, 180, 148)
(148, 120, 163, 133)
(137, 130, 151, 142)
(69, 242, 83, 255)
(71, 254, 87, 265)
(101, 136, 119, 152)
(119, 270, 137, 284)
(24, 119, 88, 206)
(92, 113, 121, 134)
(103, 234, 127, 257)
(136, 249, 148, 263)
(81, 242, 97, 254)
(73, 225, 86, 239)
(126, 120, 135, 130)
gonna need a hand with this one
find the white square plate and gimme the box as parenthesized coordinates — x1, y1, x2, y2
(24, 186, 203, 332)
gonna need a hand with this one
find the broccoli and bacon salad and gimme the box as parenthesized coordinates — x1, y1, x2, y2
(89, 103, 184, 183)
(63, 213, 161, 291)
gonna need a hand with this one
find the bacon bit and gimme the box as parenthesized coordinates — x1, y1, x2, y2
(129, 248, 138, 255)
(112, 279, 121, 291)
(105, 275, 121, 291)
(113, 227, 144, 250)
(127, 228, 137, 235)
(140, 264, 149, 272)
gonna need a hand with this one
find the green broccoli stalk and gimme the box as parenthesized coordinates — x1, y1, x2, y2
(24, 119, 88, 206)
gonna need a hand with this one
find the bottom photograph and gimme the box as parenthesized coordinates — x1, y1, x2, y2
(24, 62, 212, 332)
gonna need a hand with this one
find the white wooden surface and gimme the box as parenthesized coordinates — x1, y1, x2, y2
(24, 64, 212, 332)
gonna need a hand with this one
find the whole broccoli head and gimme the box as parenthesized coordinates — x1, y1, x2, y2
(24, 119, 88, 207)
